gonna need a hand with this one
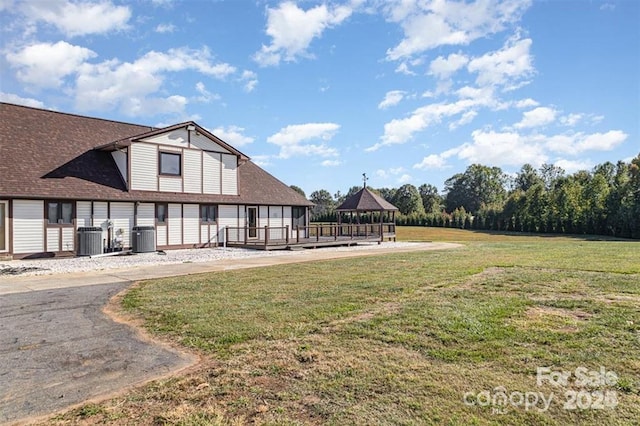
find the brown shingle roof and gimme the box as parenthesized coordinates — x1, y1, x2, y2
(336, 187, 398, 211)
(0, 102, 312, 207)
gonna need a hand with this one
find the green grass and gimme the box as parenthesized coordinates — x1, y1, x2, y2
(51, 228, 639, 425)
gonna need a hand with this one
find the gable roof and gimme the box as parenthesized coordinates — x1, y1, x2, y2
(0, 102, 312, 207)
(336, 187, 398, 211)
(96, 121, 250, 161)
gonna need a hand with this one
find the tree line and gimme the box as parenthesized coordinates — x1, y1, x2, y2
(292, 153, 640, 239)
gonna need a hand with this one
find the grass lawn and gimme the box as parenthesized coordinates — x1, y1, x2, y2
(51, 228, 639, 425)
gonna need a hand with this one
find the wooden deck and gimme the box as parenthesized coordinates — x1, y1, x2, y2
(225, 223, 396, 251)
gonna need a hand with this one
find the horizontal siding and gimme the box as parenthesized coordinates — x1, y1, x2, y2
(92, 202, 109, 245)
(13, 200, 44, 254)
(157, 225, 167, 247)
(203, 151, 221, 194)
(130, 143, 158, 191)
(218, 205, 238, 242)
(183, 204, 199, 244)
(221, 153, 237, 195)
(183, 150, 202, 194)
(46, 228, 59, 252)
(137, 203, 155, 227)
(110, 202, 134, 248)
(168, 204, 182, 245)
(159, 176, 182, 192)
(191, 132, 230, 153)
(140, 129, 189, 148)
(76, 201, 91, 228)
(62, 227, 74, 251)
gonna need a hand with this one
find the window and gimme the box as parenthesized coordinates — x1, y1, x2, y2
(159, 152, 181, 176)
(156, 203, 168, 224)
(292, 206, 306, 229)
(200, 204, 216, 223)
(47, 201, 73, 225)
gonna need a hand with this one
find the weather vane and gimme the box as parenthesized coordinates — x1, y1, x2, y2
(363, 173, 368, 189)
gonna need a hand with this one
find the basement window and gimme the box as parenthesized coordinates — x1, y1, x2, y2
(159, 152, 181, 176)
(47, 201, 74, 225)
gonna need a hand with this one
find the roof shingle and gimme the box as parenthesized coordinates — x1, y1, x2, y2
(0, 102, 312, 207)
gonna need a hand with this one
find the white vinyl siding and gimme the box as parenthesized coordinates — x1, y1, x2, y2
(76, 201, 92, 228)
(137, 203, 155, 227)
(218, 205, 238, 243)
(110, 202, 134, 248)
(200, 224, 216, 245)
(141, 129, 189, 148)
(183, 150, 202, 194)
(159, 176, 182, 192)
(13, 200, 44, 254)
(130, 143, 158, 191)
(62, 228, 74, 251)
(221, 154, 238, 195)
(183, 204, 199, 244)
(111, 150, 128, 186)
(157, 225, 168, 247)
(168, 204, 182, 245)
(92, 202, 109, 245)
(269, 206, 284, 239)
(190, 132, 230, 153)
(259, 206, 269, 228)
(203, 152, 221, 194)
(46, 228, 59, 252)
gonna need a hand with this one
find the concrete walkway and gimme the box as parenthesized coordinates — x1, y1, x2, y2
(0, 242, 461, 295)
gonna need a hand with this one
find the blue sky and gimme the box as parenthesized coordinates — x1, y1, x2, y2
(1, 0, 638, 196)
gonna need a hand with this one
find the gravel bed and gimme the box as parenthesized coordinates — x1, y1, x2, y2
(0, 242, 422, 277)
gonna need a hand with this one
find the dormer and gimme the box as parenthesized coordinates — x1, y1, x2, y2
(96, 122, 248, 196)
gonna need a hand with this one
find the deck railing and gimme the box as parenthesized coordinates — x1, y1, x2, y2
(225, 223, 396, 249)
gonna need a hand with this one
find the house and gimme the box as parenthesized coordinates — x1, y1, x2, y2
(0, 102, 313, 259)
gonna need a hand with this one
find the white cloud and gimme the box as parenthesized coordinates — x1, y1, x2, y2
(428, 52, 468, 79)
(395, 62, 416, 76)
(413, 154, 448, 170)
(6, 41, 96, 88)
(560, 113, 583, 126)
(253, 1, 354, 66)
(193, 81, 219, 103)
(514, 98, 539, 108)
(74, 47, 235, 116)
(211, 125, 254, 146)
(449, 110, 477, 130)
(0, 92, 45, 108)
(457, 129, 548, 166)
(369, 96, 496, 151)
(267, 122, 340, 159)
(385, 0, 531, 60)
(321, 159, 341, 167)
(20, 0, 131, 37)
(0, 0, 14, 12)
(155, 23, 175, 33)
(467, 35, 534, 90)
(250, 154, 273, 167)
(240, 70, 258, 92)
(378, 90, 406, 109)
(397, 173, 412, 183)
(546, 130, 628, 154)
(514, 106, 557, 129)
(554, 158, 594, 173)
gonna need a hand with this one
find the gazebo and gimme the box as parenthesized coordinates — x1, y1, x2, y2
(335, 186, 398, 242)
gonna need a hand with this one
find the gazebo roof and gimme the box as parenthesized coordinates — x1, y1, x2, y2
(336, 187, 399, 212)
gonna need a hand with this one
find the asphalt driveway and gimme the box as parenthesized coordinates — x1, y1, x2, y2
(0, 282, 195, 424)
